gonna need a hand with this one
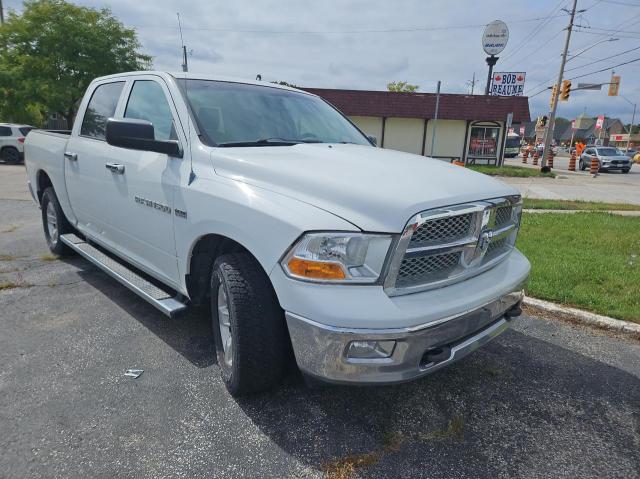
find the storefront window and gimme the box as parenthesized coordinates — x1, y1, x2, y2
(468, 125, 500, 159)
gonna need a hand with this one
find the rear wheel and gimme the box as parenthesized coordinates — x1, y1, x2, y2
(1, 147, 20, 164)
(579, 160, 586, 171)
(41, 187, 72, 256)
(210, 253, 288, 396)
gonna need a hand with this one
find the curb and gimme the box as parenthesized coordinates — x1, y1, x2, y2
(523, 297, 640, 339)
(523, 209, 640, 216)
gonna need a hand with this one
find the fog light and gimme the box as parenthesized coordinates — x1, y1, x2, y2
(347, 340, 396, 359)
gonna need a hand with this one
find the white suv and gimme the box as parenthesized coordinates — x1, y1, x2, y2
(0, 123, 34, 164)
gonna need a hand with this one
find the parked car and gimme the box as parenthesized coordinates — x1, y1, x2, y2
(0, 123, 34, 164)
(579, 146, 632, 173)
(24, 71, 530, 396)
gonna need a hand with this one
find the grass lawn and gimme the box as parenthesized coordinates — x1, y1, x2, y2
(517, 212, 640, 323)
(468, 165, 556, 178)
(523, 198, 640, 211)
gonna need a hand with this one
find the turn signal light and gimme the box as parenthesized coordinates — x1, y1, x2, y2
(287, 258, 346, 280)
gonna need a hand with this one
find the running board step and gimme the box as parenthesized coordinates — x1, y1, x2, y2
(60, 233, 187, 318)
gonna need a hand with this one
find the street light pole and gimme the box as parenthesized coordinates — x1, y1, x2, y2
(625, 101, 636, 154)
(541, 0, 579, 169)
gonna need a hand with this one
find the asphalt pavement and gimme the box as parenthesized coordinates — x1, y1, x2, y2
(1, 164, 639, 478)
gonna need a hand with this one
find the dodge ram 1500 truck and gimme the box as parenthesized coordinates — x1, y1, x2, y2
(25, 71, 530, 396)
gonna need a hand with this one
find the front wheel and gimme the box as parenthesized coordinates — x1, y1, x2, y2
(210, 253, 289, 396)
(41, 187, 72, 256)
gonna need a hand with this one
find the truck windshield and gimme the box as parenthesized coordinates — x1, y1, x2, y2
(178, 79, 370, 147)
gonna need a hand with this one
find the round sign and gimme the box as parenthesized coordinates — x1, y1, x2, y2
(482, 20, 509, 56)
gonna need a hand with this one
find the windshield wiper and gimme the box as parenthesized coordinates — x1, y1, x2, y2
(218, 137, 302, 147)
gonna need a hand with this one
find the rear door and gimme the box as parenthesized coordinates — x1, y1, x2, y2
(99, 76, 184, 287)
(64, 81, 126, 240)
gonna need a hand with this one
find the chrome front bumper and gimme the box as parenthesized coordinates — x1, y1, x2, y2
(285, 289, 524, 384)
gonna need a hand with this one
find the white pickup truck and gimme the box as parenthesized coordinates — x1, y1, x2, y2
(25, 71, 530, 396)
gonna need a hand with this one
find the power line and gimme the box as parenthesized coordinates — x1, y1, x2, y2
(130, 15, 570, 35)
(499, 0, 567, 65)
(567, 56, 640, 79)
(598, 0, 640, 6)
(565, 44, 640, 71)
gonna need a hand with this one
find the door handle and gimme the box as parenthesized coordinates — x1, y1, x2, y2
(64, 151, 78, 161)
(105, 163, 125, 174)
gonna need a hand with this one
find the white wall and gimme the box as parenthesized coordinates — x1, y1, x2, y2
(349, 116, 383, 144)
(382, 118, 425, 155)
(423, 120, 467, 160)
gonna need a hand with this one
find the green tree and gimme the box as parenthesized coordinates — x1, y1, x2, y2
(0, 0, 151, 128)
(387, 81, 419, 93)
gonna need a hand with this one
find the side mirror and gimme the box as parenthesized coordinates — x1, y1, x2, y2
(106, 118, 183, 158)
(367, 134, 377, 146)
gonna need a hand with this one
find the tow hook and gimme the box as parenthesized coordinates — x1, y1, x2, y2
(505, 301, 523, 319)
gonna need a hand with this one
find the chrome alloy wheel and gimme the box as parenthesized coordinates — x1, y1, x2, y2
(217, 284, 233, 367)
(46, 201, 59, 245)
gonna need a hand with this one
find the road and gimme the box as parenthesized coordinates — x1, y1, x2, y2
(502, 157, 640, 205)
(1, 164, 639, 478)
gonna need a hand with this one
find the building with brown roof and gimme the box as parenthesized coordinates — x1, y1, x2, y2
(305, 88, 530, 164)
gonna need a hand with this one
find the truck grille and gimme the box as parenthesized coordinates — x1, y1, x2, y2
(409, 214, 474, 247)
(384, 197, 522, 296)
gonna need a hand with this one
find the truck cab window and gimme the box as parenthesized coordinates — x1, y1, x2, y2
(80, 82, 125, 140)
(125, 80, 176, 141)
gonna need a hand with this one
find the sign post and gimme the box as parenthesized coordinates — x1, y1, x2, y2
(482, 20, 509, 95)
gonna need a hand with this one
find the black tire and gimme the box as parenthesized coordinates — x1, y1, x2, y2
(2, 147, 21, 164)
(41, 187, 72, 256)
(210, 253, 288, 396)
(579, 160, 586, 171)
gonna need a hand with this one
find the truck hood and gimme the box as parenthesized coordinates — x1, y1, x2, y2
(212, 144, 519, 232)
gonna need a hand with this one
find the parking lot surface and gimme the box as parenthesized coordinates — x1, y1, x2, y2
(1, 164, 639, 478)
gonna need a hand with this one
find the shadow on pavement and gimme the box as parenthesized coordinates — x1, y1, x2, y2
(235, 329, 640, 477)
(73, 260, 216, 368)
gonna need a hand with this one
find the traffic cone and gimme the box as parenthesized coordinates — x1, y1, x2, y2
(547, 150, 554, 169)
(590, 156, 599, 176)
(568, 151, 576, 171)
(522, 149, 529, 164)
(532, 151, 539, 166)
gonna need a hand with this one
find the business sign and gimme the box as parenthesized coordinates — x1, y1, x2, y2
(595, 115, 605, 130)
(482, 20, 509, 55)
(610, 134, 628, 142)
(490, 72, 526, 96)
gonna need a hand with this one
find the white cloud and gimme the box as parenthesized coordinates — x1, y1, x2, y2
(7, 0, 640, 123)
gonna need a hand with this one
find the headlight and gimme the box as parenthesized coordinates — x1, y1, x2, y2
(282, 232, 393, 283)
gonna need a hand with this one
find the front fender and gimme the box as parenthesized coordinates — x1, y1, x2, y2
(174, 175, 358, 294)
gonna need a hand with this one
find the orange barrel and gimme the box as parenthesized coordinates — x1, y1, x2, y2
(590, 156, 599, 175)
(532, 151, 539, 166)
(568, 152, 576, 171)
(522, 149, 529, 164)
(547, 151, 554, 169)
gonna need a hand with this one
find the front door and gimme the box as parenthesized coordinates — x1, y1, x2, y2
(65, 81, 126, 240)
(100, 77, 184, 287)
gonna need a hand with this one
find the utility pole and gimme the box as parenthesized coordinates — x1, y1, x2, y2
(466, 72, 476, 95)
(541, 0, 579, 169)
(0, 0, 4, 25)
(626, 104, 636, 154)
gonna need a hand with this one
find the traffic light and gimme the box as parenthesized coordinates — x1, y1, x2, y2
(550, 84, 558, 109)
(608, 75, 620, 96)
(560, 80, 571, 101)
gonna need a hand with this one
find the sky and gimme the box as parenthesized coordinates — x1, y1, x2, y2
(4, 0, 640, 124)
